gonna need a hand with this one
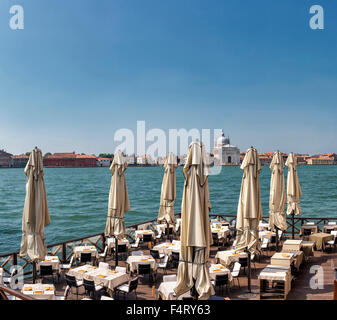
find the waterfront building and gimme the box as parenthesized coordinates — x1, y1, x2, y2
(136, 155, 154, 165)
(156, 156, 166, 166)
(0, 150, 13, 168)
(44, 152, 97, 167)
(306, 156, 335, 165)
(97, 157, 112, 167)
(12, 154, 29, 168)
(212, 132, 240, 165)
(125, 154, 136, 165)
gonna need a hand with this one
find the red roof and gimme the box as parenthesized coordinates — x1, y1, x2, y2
(12, 154, 29, 159)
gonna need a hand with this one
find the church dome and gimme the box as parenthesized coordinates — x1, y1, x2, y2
(217, 132, 230, 146)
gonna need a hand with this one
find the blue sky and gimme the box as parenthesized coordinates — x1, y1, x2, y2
(0, 0, 336, 156)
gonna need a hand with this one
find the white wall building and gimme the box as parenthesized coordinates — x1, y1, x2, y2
(212, 132, 240, 165)
(97, 157, 112, 167)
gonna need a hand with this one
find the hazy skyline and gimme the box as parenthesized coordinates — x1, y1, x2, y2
(1, 0, 337, 156)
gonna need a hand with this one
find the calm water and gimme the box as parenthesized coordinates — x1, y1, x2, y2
(0, 165, 337, 254)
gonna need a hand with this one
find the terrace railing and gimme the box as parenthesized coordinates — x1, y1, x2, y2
(1, 213, 336, 284)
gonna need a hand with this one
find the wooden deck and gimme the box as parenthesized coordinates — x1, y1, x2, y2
(17, 235, 337, 301)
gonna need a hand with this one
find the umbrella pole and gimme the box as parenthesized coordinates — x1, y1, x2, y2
(32, 261, 36, 284)
(275, 226, 279, 252)
(291, 210, 295, 239)
(247, 250, 251, 293)
(114, 235, 118, 267)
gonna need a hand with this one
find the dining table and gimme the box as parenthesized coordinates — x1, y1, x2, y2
(68, 265, 129, 291)
(215, 249, 247, 268)
(309, 232, 334, 251)
(126, 255, 157, 273)
(21, 283, 56, 300)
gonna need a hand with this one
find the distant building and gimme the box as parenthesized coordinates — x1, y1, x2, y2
(212, 132, 240, 165)
(125, 155, 136, 165)
(136, 155, 154, 165)
(97, 157, 112, 167)
(156, 156, 166, 166)
(44, 152, 97, 167)
(306, 156, 335, 165)
(12, 154, 29, 168)
(0, 150, 13, 168)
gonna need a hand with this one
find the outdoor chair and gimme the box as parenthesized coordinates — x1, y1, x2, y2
(326, 229, 332, 234)
(80, 252, 92, 265)
(212, 232, 220, 246)
(157, 255, 169, 274)
(231, 262, 241, 288)
(150, 249, 164, 261)
(261, 238, 269, 257)
(65, 274, 84, 299)
(137, 264, 154, 284)
(211, 273, 229, 295)
(131, 238, 140, 249)
(117, 244, 128, 261)
(171, 251, 180, 268)
(142, 234, 153, 247)
(55, 286, 70, 300)
(115, 277, 138, 300)
(115, 266, 127, 273)
(83, 278, 105, 300)
(303, 228, 312, 240)
(238, 257, 248, 274)
(327, 236, 337, 253)
(98, 262, 110, 270)
(165, 227, 174, 241)
(60, 256, 74, 276)
(155, 230, 163, 242)
(40, 265, 57, 283)
(99, 245, 108, 261)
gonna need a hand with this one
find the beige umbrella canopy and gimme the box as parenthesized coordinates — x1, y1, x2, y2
(19, 147, 50, 262)
(269, 151, 287, 231)
(235, 147, 262, 254)
(286, 153, 302, 216)
(174, 141, 214, 300)
(104, 151, 130, 239)
(157, 152, 177, 224)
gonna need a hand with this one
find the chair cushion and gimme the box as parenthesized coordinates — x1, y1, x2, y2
(76, 280, 83, 286)
(117, 284, 129, 293)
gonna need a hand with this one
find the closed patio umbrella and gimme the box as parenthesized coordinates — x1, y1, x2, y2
(157, 152, 177, 224)
(286, 152, 302, 239)
(269, 151, 287, 251)
(235, 147, 262, 254)
(20, 147, 50, 281)
(174, 141, 214, 300)
(105, 151, 130, 239)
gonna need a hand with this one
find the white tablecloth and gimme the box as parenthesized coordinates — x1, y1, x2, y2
(73, 246, 99, 259)
(270, 252, 295, 268)
(209, 264, 233, 283)
(215, 249, 247, 267)
(259, 264, 291, 296)
(134, 230, 155, 240)
(153, 242, 180, 256)
(0, 268, 3, 285)
(259, 231, 276, 240)
(259, 222, 270, 231)
(211, 226, 230, 240)
(107, 238, 130, 250)
(158, 281, 191, 300)
(68, 265, 129, 290)
(37, 256, 61, 273)
(126, 255, 157, 272)
(22, 284, 55, 300)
